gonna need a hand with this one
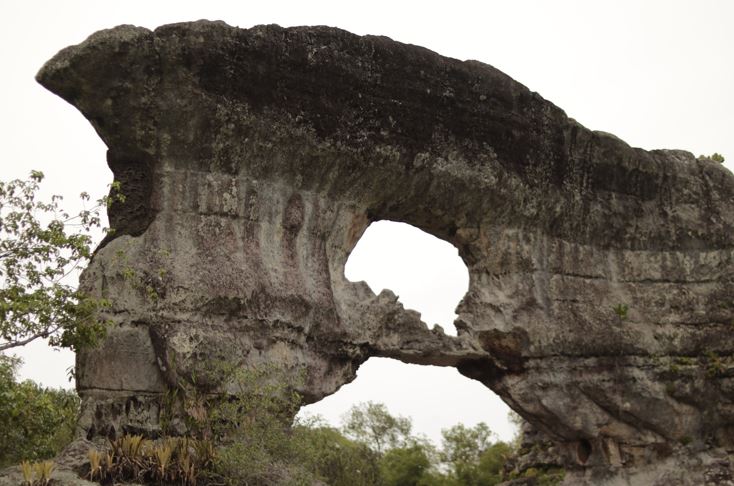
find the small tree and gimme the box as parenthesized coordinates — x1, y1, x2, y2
(441, 422, 506, 485)
(0, 171, 121, 352)
(293, 419, 382, 486)
(379, 444, 432, 486)
(477, 442, 513, 485)
(441, 422, 493, 466)
(342, 401, 413, 454)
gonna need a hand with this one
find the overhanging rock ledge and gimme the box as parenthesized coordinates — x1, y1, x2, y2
(33, 20, 734, 485)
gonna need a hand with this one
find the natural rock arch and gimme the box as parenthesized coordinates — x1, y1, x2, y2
(37, 21, 734, 484)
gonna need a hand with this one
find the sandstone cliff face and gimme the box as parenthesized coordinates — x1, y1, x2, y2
(36, 21, 734, 484)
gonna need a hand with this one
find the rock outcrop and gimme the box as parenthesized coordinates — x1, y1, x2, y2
(36, 21, 734, 484)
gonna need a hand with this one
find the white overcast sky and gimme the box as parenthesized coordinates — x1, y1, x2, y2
(1, 0, 732, 446)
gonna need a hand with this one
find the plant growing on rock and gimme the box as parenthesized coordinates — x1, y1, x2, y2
(705, 351, 725, 377)
(85, 435, 216, 485)
(87, 449, 102, 482)
(612, 303, 629, 321)
(33, 461, 54, 486)
(19, 460, 55, 486)
(20, 461, 33, 486)
(20, 461, 55, 486)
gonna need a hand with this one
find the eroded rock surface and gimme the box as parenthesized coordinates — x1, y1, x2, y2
(36, 21, 734, 484)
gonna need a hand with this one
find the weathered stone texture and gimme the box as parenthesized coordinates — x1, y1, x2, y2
(35, 21, 734, 484)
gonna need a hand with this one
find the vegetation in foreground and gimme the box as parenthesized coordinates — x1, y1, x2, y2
(0, 355, 78, 470)
(2, 358, 564, 485)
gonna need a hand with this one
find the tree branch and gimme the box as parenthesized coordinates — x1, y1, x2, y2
(0, 326, 58, 352)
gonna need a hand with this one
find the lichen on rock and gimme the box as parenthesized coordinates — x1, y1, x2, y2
(33, 20, 734, 485)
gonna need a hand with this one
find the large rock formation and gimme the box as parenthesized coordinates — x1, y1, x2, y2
(36, 21, 734, 484)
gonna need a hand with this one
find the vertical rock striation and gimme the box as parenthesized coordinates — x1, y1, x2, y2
(37, 21, 734, 484)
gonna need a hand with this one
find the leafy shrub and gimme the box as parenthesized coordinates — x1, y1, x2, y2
(0, 171, 121, 353)
(380, 444, 432, 486)
(293, 421, 381, 486)
(516, 466, 566, 485)
(342, 401, 413, 453)
(0, 355, 79, 468)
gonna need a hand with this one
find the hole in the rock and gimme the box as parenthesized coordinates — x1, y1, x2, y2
(298, 221, 515, 446)
(577, 439, 593, 464)
(345, 220, 468, 335)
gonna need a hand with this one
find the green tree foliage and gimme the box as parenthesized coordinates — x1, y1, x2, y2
(0, 171, 122, 352)
(440, 422, 511, 486)
(441, 423, 493, 466)
(342, 401, 413, 453)
(77, 383, 531, 486)
(476, 442, 513, 485)
(507, 409, 525, 451)
(339, 403, 518, 486)
(0, 355, 79, 467)
(380, 444, 433, 486)
(711, 153, 725, 163)
(293, 420, 381, 486)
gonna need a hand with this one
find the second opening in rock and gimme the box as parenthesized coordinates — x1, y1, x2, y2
(298, 220, 515, 445)
(345, 220, 468, 334)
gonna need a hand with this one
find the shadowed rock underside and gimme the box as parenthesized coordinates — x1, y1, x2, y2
(33, 21, 734, 485)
